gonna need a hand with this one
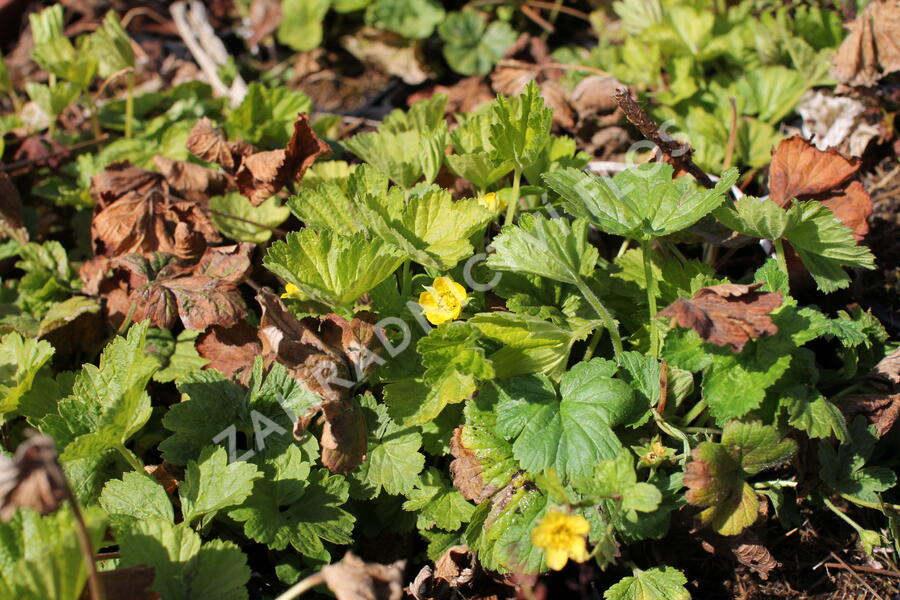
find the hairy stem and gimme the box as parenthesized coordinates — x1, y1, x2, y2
(503, 168, 522, 227)
(774, 237, 789, 292)
(574, 278, 622, 362)
(641, 239, 660, 359)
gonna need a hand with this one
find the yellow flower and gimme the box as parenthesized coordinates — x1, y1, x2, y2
(418, 276, 468, 325)
(478, 191, 506, 213)
(531, 510, 591, 571)
(281, 283, 303, 300)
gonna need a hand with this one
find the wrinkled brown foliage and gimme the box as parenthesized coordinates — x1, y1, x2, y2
(319, 552, 405, 600)
(449, 427, 496, 504)
(408, 545, 517, 600)
(257, 290, 382, 473)
(831, 0, 900, 87)
(196, 321, 262, 383)
(658, 283, 782, 353)
(186, 113, 329, 205)
(768, 136, 873, 239)
(0, 434, 66, 521)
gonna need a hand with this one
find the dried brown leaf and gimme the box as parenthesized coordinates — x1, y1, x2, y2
(153, 155, 229, 197)
(449, 427, 495, 504)
(185, 118, 251, 172)
(0, 434, 66, 521)
(831, 0, 900, 87)
(571, 75, 621, 119)
(319, 552, 405, 600)
(840, 393, 900, 437)
(875, 347, 900, 385)
(0, 173, 25, 235)
(246, 0, 282, 47)
(196, 321, 261, 383)
(768, 136, 861, 207)
(657, 283, 782, 353)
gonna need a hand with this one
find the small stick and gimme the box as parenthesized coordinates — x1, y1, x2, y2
(613, 90, 716, 189)
(823, 563, 900, 579)
(825, 551, 885, 600)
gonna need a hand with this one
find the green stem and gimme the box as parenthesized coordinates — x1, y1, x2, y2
(682, 427, 722, 435)
(773, 237, 789, 291)
(641, 239, 660, 359)
(682, 400, 707, 426)
(574, 278, 622, 362)
(84, 92, 101, 140)
(125, 70, 135, 139)
(116, 444, 144, 472)
(823, 496, 868, 533)
(400, 260, 412, 299)
(582, 328, 603, 362)
(753, 479, 798, 490)
(503, 168, 522, 227)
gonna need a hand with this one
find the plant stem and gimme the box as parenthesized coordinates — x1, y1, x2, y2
(62, 482, 105, 600)
(641, 239, 660, 359)
(774, 237, 789, 291)
(116, 444, 144, 472)
(823, 496, 868, 533)
(275, 573, 325, 600)
(400, 259, 412, 299)
(503, 168, 522, 227)
(574, 278, 622, 362)
(653, 412, 690, 464)
(582, 328, 603, 362)
(682, 400, 707, 426)
(682, 426, 722, 435)
(124, 70, 135, 139)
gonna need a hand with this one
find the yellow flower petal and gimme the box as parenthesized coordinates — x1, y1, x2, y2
(281, 283, 302, 299)
(567, 536, 590, 563)
(568, 514, 590, 535)
(418, 277, 468, 325)
(545, 547, 569, 571)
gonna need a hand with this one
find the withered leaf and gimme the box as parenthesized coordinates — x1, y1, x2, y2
(875, 347, 900, 385)
(657, 283, 782, 353)
(196, 321, 262, 384)
(730, 536, 778, 580)
(571, 75, 621, 119)
(449, 427, 495, 504)
(153, 155, 229, 198)
(768, 136, 861, 208)
(0, 434, 67, 521)
(187, 114, 330, 206)
(840, 393, 900, 437)
(89, 163, 220, 260)
(0, 173, 25, 236)
(144, 464, 180, 495)
(319, 553, 405, 600)
(246, 0, 282, 47)
(831, 0, 900, 87)
(768, 137, 872, 240)
(257, 289, 382, 473)
(408, 545, 517, 600)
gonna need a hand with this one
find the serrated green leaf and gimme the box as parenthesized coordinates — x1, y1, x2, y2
(100, 471, 174, 523)
(264, 228, 404, 309)
(90, 11, 134, 78)
(487, 213, 598, 284)
(0, 507, 106, 600)
(403, 467, 475, 530)
(545, 163, 738, 240)
(784, 200, 875, 293)
(42, 322, 158, 463)
(180, 445, 262, 526)
(225, 82, 312, 147)
(149, 328, 209, 384)
(495, 366, 634, 482)
(351, 395, 425, 497)
(439, 11, 517, 76)
(819, 417, 897, 505)
(360, 186, 492, 270)
(365, 0, 445, 39)
(490, 81, 552, 171)
(118, 518, 250, 600)
(604, 566, 690, 600)
(714, 196, 799, 240)
(0, 332, 54, 423)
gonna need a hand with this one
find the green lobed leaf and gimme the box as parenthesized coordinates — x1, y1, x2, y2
(402, 467, 476, 530)
(118, 518, 250, 600)
(210, 193, 290, 243)
(180, 445, 262, 526)
(0, 332, 55, 422)
(277, 0, 330, 52)
(100, 471, 174, 523)
(490, 81, 552, 172)
(439, 11, 517, 76)
(365, 0, 446, 39)
(604, 566, 691, 600)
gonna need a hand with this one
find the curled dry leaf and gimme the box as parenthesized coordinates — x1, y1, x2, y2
(408, 545, 517, 600)
(196, 321, 262, 384)
(246, 0, 282, 47)
(449, 426, 496, 504)
(831, 0, 900, 87)
(89, 162, 220, 260)
(342, 28, 434, 86)
(768, 136, 873, 240)
(153, 155, 229, 198)
(0, 434, 66, 521)
(797, 90, 879, 157)
(257, 289, 383, 473)
(144, 464, 180, 495)
(657, 283, 782, 353)
(102, 243, 253, 332)
(875, 347, 900, 385)
(840, 393, 900, 437)
(79, 565, 159, 600)
(0, 173, 25, 236)
(571, 75, 621, 120)
(730, 534, 779, 580)
(319, 552, 405, 600)
(186, 113, 330, 205)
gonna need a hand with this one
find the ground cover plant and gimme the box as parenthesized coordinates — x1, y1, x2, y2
(0, 0, 898, 598)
